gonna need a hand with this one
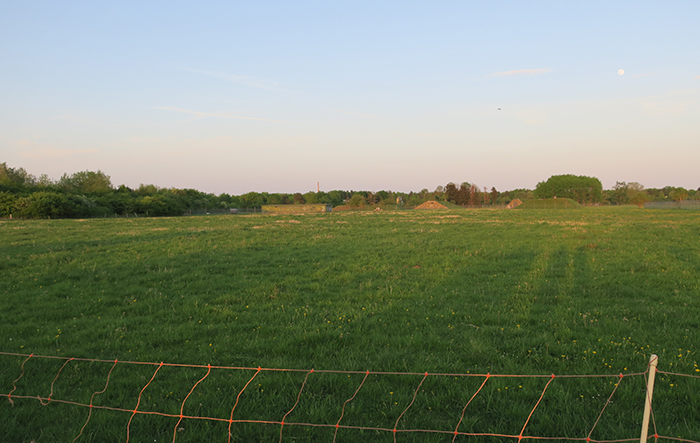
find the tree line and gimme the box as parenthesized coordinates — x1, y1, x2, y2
(1, 163, 697, 219)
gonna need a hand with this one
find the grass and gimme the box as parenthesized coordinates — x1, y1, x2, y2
(1, 207, 700, 442)
(517, 198, 582, 209)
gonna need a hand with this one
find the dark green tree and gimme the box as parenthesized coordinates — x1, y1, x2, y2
(455, 184, 469, 206)
(327, 190, 345, 207)
(469, 184, 480, 206)
(59, 170, 113, 194)
(671, 188, 689, 202)
(303, 192, 318, 204)
(490, 187, 499, 206)
(630, 192, 649, 209)
(267, 193, 283, 204)
(0, 191, 18, 216)
(534, 174, 602, 204)
(348, 193, 366, 207)
(612, 181, 628, 205)
(366, 192, 377, 205)
(14, 192, 80, 218)
(445, 183, 459, 203)
(0, 163, 36, 191)
(315, 191, 330, 204)
(240, 192, 266, 208)
(136, 184, 159, 195)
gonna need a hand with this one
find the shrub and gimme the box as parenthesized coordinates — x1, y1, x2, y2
(14, 192, 79, 218)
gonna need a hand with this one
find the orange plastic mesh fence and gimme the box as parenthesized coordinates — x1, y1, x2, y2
(2, 352, 699, 443)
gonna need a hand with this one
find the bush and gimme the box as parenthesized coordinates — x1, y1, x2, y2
(14, 192, 80, 218)
(534, 174, 602, 204)
(348, 193, 366, 207)
(0, 191, 17, 217)
(135, 194, 185, 216)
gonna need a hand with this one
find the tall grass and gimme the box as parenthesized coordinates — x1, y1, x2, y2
(2, 207, 700, 441)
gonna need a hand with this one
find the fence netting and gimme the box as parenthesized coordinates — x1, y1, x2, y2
(2, 352, 699, 443)
(644, 201, 700, 210)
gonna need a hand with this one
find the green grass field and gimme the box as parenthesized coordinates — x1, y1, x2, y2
(516, 198, 582, 210)
(2, 207, 700, 442)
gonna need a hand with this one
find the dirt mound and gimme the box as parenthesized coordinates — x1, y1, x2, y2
(415, 200, 449, 210)
(506, 199, 523, 209)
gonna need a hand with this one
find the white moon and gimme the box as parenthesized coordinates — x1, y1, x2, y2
(618, 69, 625, 76)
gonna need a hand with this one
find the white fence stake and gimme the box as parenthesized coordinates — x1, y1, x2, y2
(640, 354, 659, 443)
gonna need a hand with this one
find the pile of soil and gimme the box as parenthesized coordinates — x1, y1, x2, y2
(506, 199, 523, 209)
(415, 200, 449, 210)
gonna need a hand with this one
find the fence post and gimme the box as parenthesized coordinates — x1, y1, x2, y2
(639, 354, 658, 443)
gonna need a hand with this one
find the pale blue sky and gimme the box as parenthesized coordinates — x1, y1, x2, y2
(2, 1, 699, 194)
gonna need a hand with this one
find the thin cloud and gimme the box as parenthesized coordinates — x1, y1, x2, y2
(487, 68, 552, 78)
(181, 67, 287, 91)
(155, 106, 289, 123)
